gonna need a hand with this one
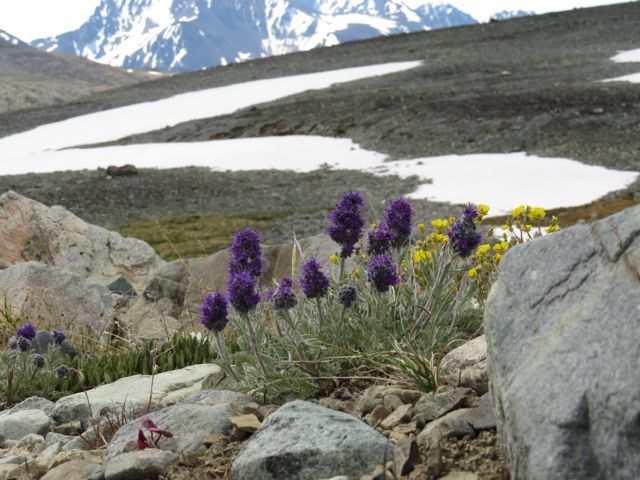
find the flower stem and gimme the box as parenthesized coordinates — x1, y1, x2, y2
(282, 310, 316, 376)
(339, 257, 346, 282)
(213, 331, 240, 382)
(243, 314, 268, 377)
(315, 298, 324, 328)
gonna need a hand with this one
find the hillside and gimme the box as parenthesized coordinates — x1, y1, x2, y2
(0, 2, 638, 243)
(0, 42, 155, 114)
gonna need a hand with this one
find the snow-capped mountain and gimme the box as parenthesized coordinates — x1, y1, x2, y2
(32, 0, 476, 72)
(0, 29, 28, 48)
(490, 10, 534, 21)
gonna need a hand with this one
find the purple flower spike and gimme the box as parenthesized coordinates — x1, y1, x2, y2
(199, 291, 229, 332)
(228, 227, 262, 278)
(271, 276, 298, 310)
(32, 354, 45, 369)
(16, 322, 37, 341)
(384, 198, 414, 248)
(227, 272, 261, 314)
(17, 336, 31, 352)
(337, 283, 358, 309)
(367, 254, 400, 293)
(300, 259, 330, 299)
(448, 204, 482, 257)
(52, 327, 66, 345)
(327, 191, 366, 258)
(366, 223, 393, 255)
(56, 364, 69, 378)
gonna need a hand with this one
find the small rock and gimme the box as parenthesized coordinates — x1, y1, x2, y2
(106, 164, 138, 177)
(41, 459, 104, 480)
(440, 472, 478, 480)
(2, 397, 54, 417)
(0, 409, 50, 443)
(368, 405, 391, 427)
(413, 388, 475, 425)
(393, 421, 417, 435)
(8, 433, 45, 457)
(380, 404, 412, 430)
(202, 434, 224, 447)
(230, 414, 261, 433)
(51, 419, 82, 435)
(439, 336, 488, 394)
(183, 389, 255, 407)
(393, 435, 419, 476)
(383, 394, 403, 411)
(104, 448, 177, 480)
(0, 464, 24, 480)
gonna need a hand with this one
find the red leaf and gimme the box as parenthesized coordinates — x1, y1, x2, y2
(137, 430, 151, 449)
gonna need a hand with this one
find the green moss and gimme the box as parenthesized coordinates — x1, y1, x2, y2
(117, 211, 284, 261)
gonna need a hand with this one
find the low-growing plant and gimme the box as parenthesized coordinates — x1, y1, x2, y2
(198, 193, 561, 399)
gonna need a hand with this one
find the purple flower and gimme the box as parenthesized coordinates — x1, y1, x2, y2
(384, 198, 413, 248)
(448, 204, 482, 257)
(16, 322, 37, 341)
(271, 277, 298, 310)
(327, 191, 366, 258)
(367, 254, 400, 293)
(56, 365, 69, 378)
(299, 259, 330, 299)
(199, 291, 229, 332)
(366, 223, 392, 255)
(17, 336, 31, 352)
(337, 283, 358, 308)
(32, 354, 45, 369)
(52, 327, 66, 345)
(228, 228, 262, 278)
(227, 272, 261, 314)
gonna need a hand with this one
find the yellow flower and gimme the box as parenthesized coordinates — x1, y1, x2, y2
(527, 207, 546, 222)
(329, 254, 339, 265)
(430, 233, 448, 244)
(512, 205, 525, 217)
(523, 224, 533, 233)
(431, 219, 449, 231)
(417, 223, 426, 234)
(413, 249, 433, 265)
(500, 224, 509, 231)
(493, 241, 510, 253)
(370, 223, 377, 229)
(354, 268, 361, 280)
(546, 224, 559, 233)
(494, 253, 503, 262)
(475, 243, 491, 256)
(467, 268, 478, 278)
(478, 204, 490, 216)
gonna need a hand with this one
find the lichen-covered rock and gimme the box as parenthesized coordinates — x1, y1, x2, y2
(0, 409, 51, 443)
(485, 205, 640, 480)
(0, 191, 163, 292)
(230, 400, 392, 480)
(0, 262, 116, 335)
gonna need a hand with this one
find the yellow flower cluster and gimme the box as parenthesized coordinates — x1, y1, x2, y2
(498, 205, 560, 243)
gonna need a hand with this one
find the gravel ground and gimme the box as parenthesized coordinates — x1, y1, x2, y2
(0, 2, 639, 235)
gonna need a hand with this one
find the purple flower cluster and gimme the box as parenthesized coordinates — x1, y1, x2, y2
(337, 283, 358, 309)
(56, 364, 69, 378)
(228, 228, 262, 278)
(366, 224, 392, 255)
(52, 327, 66, 345)
(300, 259, 329, 299)
(384, 198, 413, 248)
(448, 204, 482, 257)
(16, 323, 36, 341)
(227, 272, 261, 314)
(32, 354, 45, 369)
(199, 291, 229, 332)
(271, 277, 298, 310)
(367, 254, 400, 293)
(327, 191, 366, 258)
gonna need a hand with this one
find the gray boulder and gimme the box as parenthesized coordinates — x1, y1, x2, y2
(0, 262, 116, 336)
(104, 449, 177, 480)
(51, 363, 223, 426)
(0, 191, 163, 292)
(230, 400, 392, 480)
(106, 402, 233, 459)
(485, 205, 640, 480)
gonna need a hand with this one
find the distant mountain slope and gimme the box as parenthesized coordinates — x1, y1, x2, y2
(0, 29, 28, 47)
(32, 0, 477, 72)
(0, 42, 155, 114)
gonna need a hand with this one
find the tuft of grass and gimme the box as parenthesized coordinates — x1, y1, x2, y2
(117, 211, 283, 260)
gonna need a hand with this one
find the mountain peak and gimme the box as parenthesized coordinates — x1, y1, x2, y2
(0, 29, 28, 48)
(32, 0, 477, 72)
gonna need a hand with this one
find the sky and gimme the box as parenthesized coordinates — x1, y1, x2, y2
(0, 0, 634, 42)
